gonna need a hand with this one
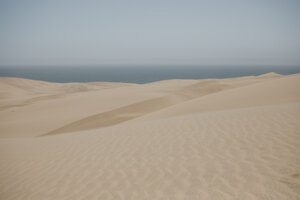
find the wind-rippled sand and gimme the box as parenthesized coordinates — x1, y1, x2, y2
(0, 73, 299, 199)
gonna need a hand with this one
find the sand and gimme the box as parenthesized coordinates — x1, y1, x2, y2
(0, 73, 299, 199)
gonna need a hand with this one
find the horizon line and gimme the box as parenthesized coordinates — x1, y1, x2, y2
(1, 64, 300, 68)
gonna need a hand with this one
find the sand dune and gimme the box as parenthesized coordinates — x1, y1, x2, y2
(0, 73, 285, 137)
(45, 79, 236, 135)
(0, 73, 299, 199)
(45, 75, 279, 135)
(135, 73, 300, 121)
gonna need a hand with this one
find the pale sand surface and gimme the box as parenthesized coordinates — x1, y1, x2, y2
(0, 73, 299, 199)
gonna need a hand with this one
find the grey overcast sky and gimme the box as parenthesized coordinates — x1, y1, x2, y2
(0, 0, 300, 67)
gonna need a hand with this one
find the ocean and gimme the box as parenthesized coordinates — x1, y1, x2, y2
(0, 66, 299, 84)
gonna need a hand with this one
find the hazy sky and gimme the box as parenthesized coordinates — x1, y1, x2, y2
(0, 0, 300, 67)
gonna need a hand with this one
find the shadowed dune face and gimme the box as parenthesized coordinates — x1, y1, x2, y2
(0, 73, 300, 199)
(45, 79, 234, 136)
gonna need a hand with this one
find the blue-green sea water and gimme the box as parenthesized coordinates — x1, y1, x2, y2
(0, 66, 299, 84)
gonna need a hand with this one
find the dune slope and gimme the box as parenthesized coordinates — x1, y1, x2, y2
(135, 73, 300, 121)
(0, 103, 299, 200)
(0, 73, 299, 199)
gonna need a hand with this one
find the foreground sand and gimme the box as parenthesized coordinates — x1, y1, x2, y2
(0, 73, 299, 199)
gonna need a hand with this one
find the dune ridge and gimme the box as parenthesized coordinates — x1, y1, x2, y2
(0, 73, 299, 199)
(0, 73, 286, 137)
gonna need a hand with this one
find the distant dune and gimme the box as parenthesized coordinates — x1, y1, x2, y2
(0, 73, 299, 199)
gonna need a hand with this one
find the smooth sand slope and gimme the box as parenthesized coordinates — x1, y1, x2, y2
(0, 73, 299, 199)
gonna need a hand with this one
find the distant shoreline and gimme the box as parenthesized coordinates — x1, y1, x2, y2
(0, 66, 299, 83)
